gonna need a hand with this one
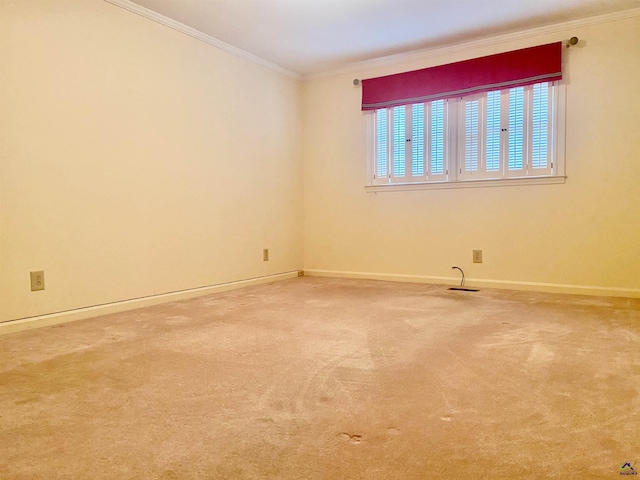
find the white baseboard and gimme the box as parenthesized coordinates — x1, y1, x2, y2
(0, 271, 301, 336)
(303, 269, 640, 298)
(6, 269, 637, 336)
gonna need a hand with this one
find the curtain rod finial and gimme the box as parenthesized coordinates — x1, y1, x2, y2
(353, 79, 361, 86)
(566, 36, 579, 47)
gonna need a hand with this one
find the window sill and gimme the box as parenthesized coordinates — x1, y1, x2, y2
(365, 175, 566, 193)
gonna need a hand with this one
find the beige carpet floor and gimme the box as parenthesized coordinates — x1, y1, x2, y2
(1, 277, 640, 479)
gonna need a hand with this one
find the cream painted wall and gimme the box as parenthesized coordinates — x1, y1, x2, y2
(302, 16, 640, 295)
(2, 3, 638, 326)
(0, 0, 303, 322)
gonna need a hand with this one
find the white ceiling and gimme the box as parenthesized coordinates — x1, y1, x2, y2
(129, 0, 640, 77)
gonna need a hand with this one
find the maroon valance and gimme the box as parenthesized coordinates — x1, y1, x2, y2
(361, 42, 562, 111)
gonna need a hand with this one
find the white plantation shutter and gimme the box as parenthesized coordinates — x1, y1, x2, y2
(392, 106, 406, 178)
(461, 99, 480, 177)
(389, 105, 420, 183)
(405, 101, 447, 182)
(376, 102, 445, 184)
(365, 43, 564, 188)
(530, 82, 552, 174)
(369, 80, 560, 186)
(508, 86, 525, 174)
(485, 91, 501, 173)
(412, 104, 425, 177)
(375, 109, 388, 182)
(429, 100, 446, 179)
(460, 92, 506, 180)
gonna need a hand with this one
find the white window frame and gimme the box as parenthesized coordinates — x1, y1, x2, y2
(366, 81, 566, 192)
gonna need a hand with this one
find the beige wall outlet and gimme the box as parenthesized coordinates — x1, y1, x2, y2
(30, 271, 45, 291)
(263, 249, 269, 261)
(473, 250, 483, 263)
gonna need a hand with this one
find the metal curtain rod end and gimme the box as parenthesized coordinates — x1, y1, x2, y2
(353, 78, 361, 86)
(566, 36, 579, 47)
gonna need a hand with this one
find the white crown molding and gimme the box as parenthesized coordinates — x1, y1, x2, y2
(101, 1, 639, 82)
(303, 6, 640, 81)
(103, 0, 302, 81)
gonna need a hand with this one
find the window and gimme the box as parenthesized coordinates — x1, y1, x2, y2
(369, 81, 565, 189)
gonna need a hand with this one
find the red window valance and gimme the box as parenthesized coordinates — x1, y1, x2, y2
(361, 42, 562, 111)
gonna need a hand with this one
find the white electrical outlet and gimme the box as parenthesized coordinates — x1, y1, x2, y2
(30, 271, 45, 291)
